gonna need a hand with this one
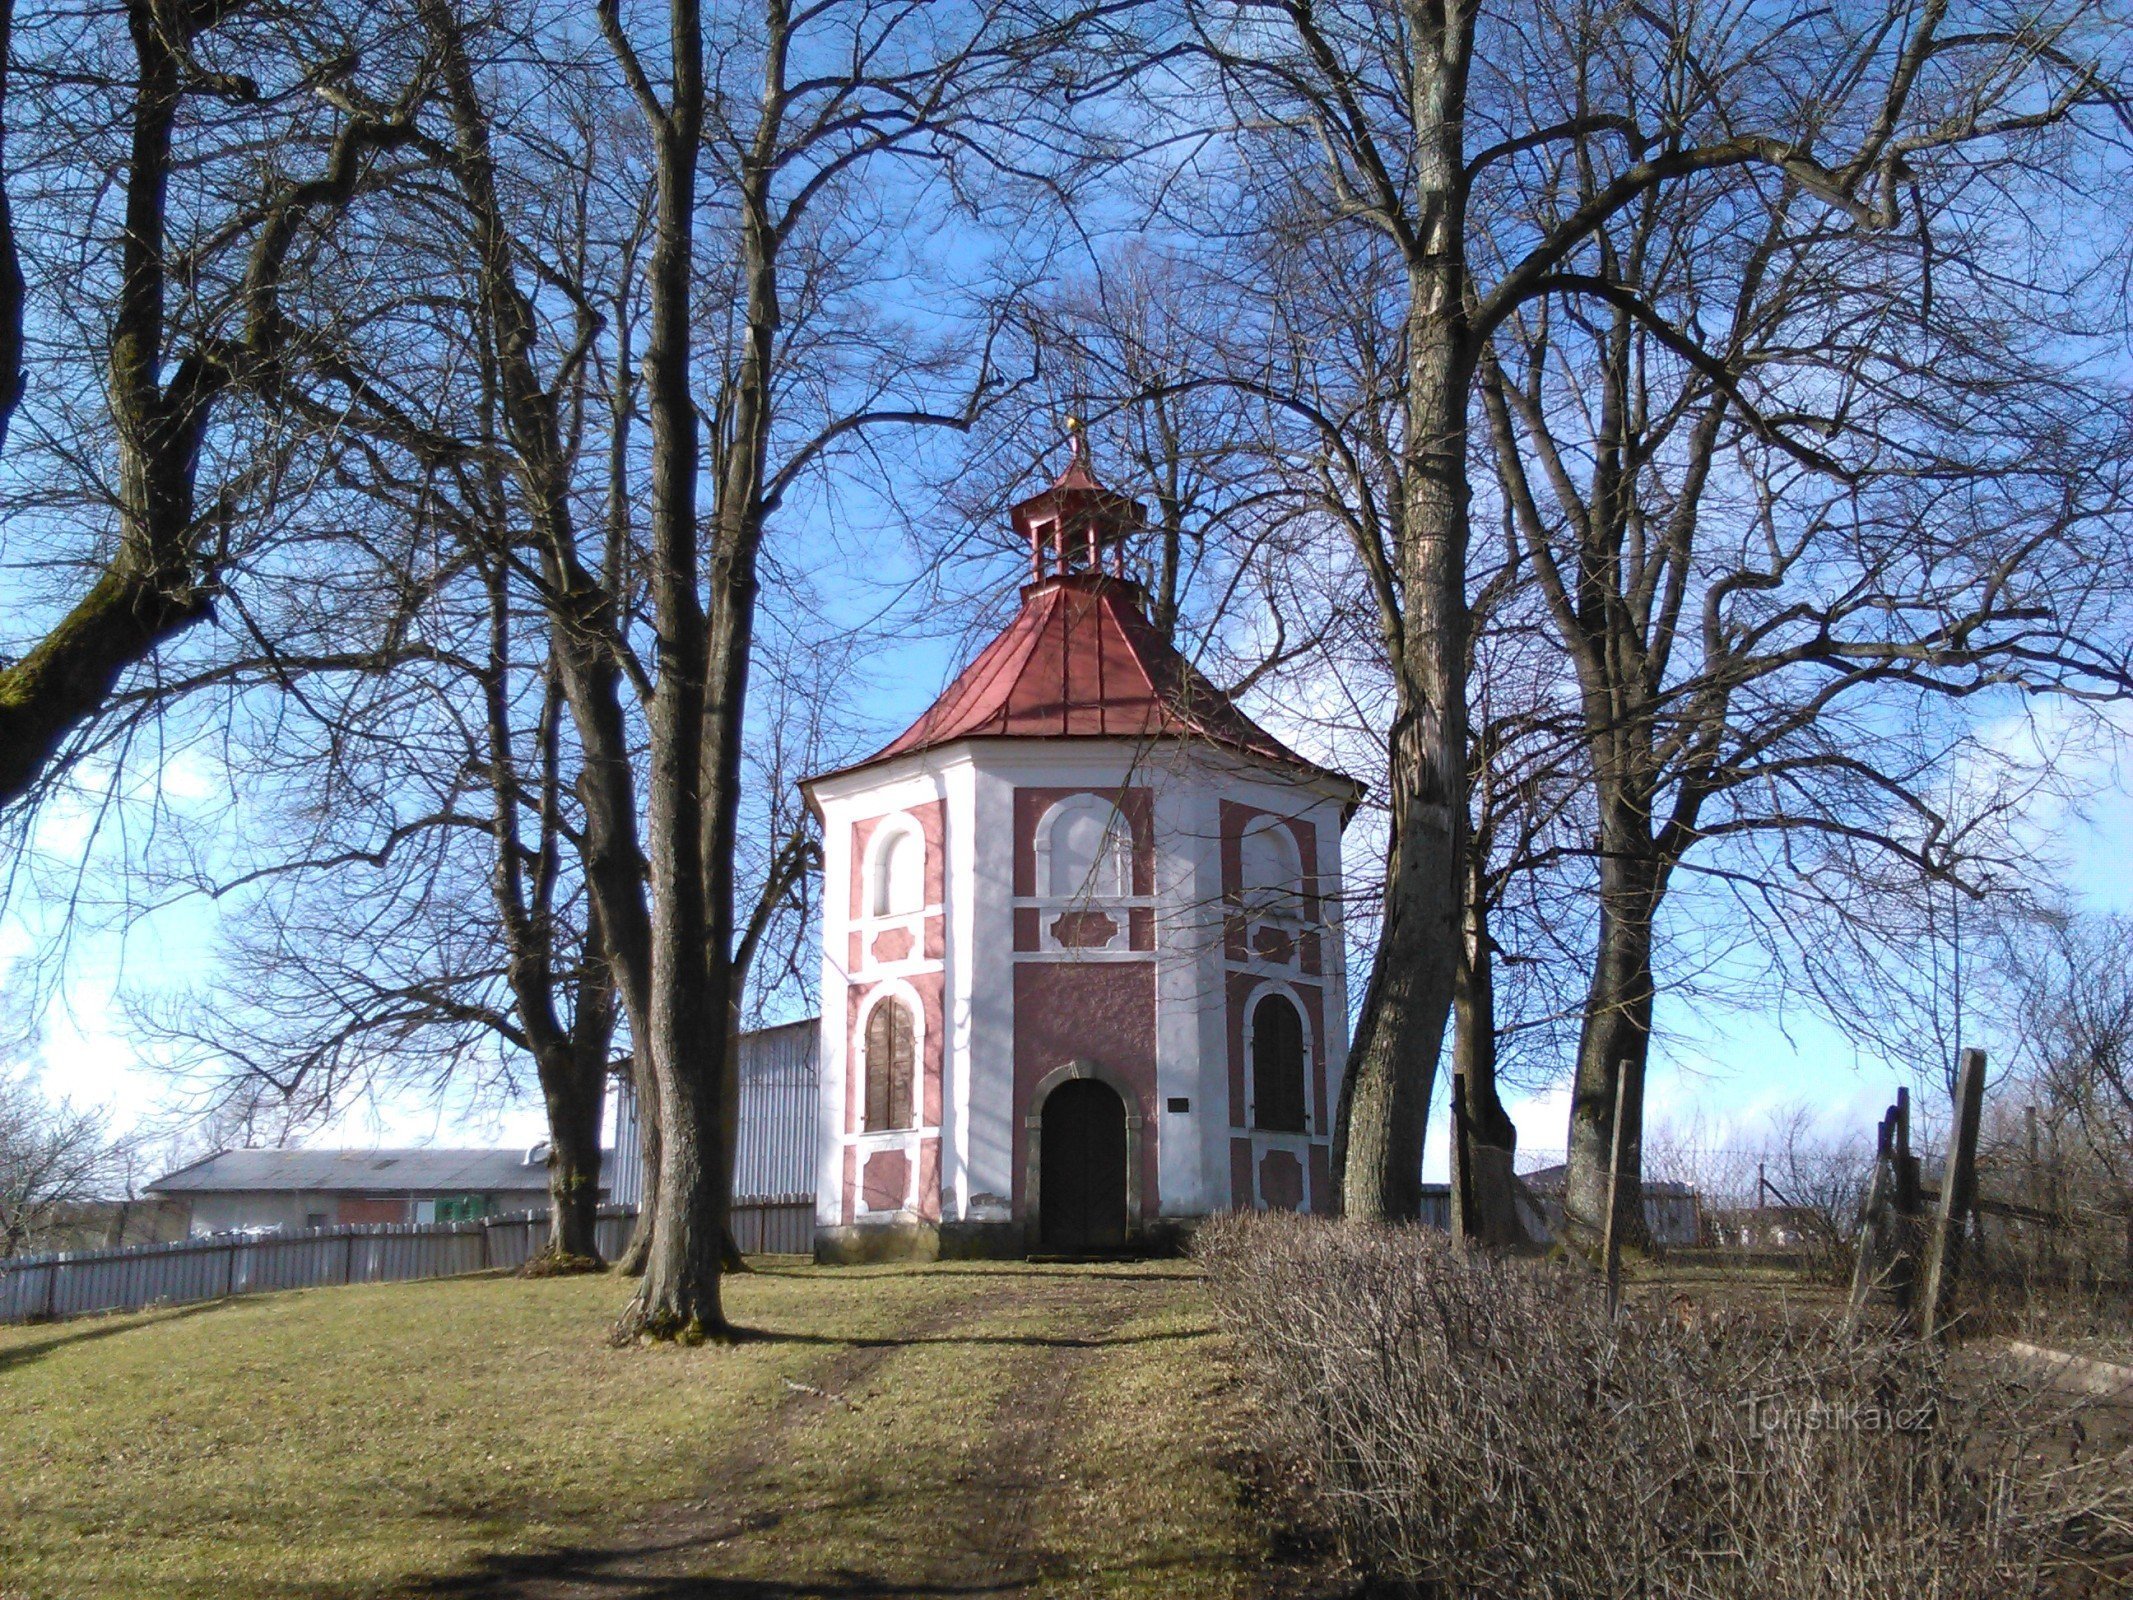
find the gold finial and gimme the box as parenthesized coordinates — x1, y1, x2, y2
(1064, 414, 1085, 457)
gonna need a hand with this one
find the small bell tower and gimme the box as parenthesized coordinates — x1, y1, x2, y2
(1012, 420, 1146, 581)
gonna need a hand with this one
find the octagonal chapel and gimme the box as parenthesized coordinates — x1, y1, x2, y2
(801, 436, 1362, 1260)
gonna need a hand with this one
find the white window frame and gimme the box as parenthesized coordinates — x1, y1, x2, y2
(1023, 793, 1151, 958)
(863, 814, 927, 921)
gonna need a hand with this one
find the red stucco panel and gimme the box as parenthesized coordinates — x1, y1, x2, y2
(862, 1148, 909, 1213)
(918, 1136, 941, 1223)
(1011, 959, 1158, 1217)
(1260, 1148, 1304, 1212)
(1224, 970, 1254, 1127)
(1229, 1136, 1252, 1210)
(848, 813, 881, 922)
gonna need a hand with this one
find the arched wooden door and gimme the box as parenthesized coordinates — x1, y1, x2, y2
(1038, 1078, 1128, 1253)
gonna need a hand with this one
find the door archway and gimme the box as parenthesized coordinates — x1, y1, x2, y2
(1025, 1059, 1141, 1254)
(1038, 1079, 1127, 1252)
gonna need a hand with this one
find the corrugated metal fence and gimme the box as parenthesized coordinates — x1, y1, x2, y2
(0, 1199, 815, 1325)
(610, 1018, 819, 1208)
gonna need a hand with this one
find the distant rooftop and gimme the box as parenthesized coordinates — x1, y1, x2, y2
(147, 1147, 605, 1196)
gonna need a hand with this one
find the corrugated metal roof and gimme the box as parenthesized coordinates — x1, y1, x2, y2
(147, 1147, 600, 1196)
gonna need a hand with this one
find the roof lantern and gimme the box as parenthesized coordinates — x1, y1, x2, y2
(1010, 418, 1144, 581)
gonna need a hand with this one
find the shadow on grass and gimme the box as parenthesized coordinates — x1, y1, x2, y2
(704, 1323, 1213, 1353)
(0, 1298, 234, 1375)
(420, 1560, 1025, 1598)
(411, 1503, 1022, 1599)
(744, 1262, 1201, 1285)
(412, 1521, 1237, 1600)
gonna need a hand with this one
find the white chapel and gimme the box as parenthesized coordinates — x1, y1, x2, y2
(799, 436, 1362, 1259)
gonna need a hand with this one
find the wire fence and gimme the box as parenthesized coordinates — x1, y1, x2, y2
(0, 1198, 815, 1324)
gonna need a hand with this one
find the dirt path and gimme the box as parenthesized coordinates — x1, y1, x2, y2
(414, 1262, 1328, 1600)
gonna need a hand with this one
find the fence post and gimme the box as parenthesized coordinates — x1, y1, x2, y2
(43, 1259, 59, 1322)
(1921, 1048, 1988, 1342)
(225, 1242, 238, 1300)
(1848, 1105, 1896, 1324)
(343, 1229, 354, 1286)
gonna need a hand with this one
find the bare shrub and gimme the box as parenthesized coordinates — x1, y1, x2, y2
(1198, 1212, 2133, 1598)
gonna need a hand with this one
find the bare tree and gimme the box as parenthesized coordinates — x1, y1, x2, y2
(0, 1071, 132, 1257)
(1167, 0, 2133, 1222)
(592, 0, 1090, 1340)
(1993, 911, 2133, 1265)
(0, 0, 431, 814)
(1477, 46, 2133, 1244)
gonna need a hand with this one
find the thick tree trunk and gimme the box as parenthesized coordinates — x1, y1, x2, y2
(540, 1049, 607, 1265)
(543, 915, 619, 1269)
(1562, 797, 1659, 1253)
(613, 0, 724, 1342)
(1330, 4, 1477, 1221)
(1335, 712, 1461, 1221)
(1453, 877, 1529, 1248)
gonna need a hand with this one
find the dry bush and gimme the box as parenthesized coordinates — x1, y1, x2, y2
(1198, 1212, 2133, 1598)
(1962, 1136, 2133, 1353)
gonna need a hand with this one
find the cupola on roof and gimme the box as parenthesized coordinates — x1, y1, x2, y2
(808, 429, 1361, 798)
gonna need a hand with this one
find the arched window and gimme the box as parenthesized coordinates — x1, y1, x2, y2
(1045, 797, 1132, 899)
(1239, 819, 1303, 921)
(863, 999, 916, 1131)
(1250, 993, 1308, 1133)
(871, 824, 923, 917)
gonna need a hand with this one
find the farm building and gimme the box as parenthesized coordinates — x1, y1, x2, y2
(1416, 1174, 1705, 1247)
(1514, 1165, 1704, 1248)
(608, 1019, 822, 1210)
(147, 1147, 604, 1236)
(801, 432, 1364, 1261)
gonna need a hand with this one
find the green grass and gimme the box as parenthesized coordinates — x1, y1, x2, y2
(0, 1260, 1280, 1600)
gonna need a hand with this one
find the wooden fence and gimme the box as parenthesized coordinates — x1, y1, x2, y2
(0, 1197, 816, 1324)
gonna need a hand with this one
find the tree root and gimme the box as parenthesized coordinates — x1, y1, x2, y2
(609, 1296, 745, 1348)
(520, 1248, 606, 1279)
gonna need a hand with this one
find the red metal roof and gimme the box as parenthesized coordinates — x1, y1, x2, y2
(815, 572, 1357, 791)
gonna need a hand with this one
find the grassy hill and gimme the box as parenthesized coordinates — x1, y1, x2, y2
(0, 1260, 1298, 1599)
